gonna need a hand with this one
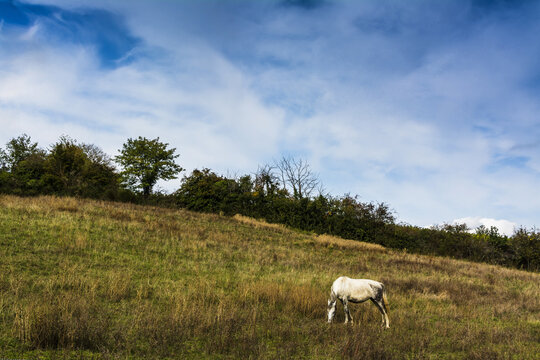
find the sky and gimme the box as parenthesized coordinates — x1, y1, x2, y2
(1, 0, 539, 235)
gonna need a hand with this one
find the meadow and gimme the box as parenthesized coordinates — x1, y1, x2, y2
(0, 195, 538, 359)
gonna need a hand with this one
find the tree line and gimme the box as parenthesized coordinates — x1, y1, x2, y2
(1, 134, 538, 271)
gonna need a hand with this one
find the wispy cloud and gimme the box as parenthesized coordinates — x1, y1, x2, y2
(1, 0, 288, 191)
(1, 0, 539, 232)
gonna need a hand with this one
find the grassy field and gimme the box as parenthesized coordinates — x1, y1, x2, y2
(0, 195, 538, 359)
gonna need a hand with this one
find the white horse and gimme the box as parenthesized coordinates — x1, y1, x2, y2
(327, 276, 389, 328)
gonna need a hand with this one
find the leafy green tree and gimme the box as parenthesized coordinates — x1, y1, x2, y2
(42, 136, 119, 198)
(254, 164, 281, 198)
(3, 134, 42, 171)
(512, 227, 540, 270)
(0, 134, 46, 194)
(12, 152, 48, 195)
(0, 148, 7, 171)
(0, 147, 12, 192)
(115, 137, 183, 197)
(44, 136, 88, 193)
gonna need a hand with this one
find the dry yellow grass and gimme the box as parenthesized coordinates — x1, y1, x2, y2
(314, 233, 388, 252)
(233, 213, 289, 232)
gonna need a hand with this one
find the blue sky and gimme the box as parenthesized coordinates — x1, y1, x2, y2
(1, 0, 539, 234)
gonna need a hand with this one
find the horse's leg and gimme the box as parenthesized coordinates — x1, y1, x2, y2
(370, 299, 389, 329)
(380, 299, 390, 328)
(343, 297, 353, 324)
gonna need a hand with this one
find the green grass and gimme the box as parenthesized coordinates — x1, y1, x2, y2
(0, 195, 539, 359)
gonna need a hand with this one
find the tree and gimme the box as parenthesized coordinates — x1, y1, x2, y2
(3, 134, 42, 171)
(0, 134, 46, 194)
(0, 148, 7, 171)
(115, 137, 183, 197)
(274, 156, 321, 199)
(254, 164, 281, 197)
(512, 227, 540, 270)
(44, 136, 88, 193)
(43, 136, 119, 198)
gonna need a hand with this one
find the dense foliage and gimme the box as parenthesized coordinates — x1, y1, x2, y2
(1, 134, 538, 271)
(0, 135, 119, 199)
(115, 136, 183, 196)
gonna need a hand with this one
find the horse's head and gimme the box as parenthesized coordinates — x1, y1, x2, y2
(327, 299, 336, 323)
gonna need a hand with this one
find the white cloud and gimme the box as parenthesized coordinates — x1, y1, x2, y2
(453, 217, 517, 237)
(1, 0, 540, 231)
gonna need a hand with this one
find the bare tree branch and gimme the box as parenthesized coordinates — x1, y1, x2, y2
(274, 156, 320, 199)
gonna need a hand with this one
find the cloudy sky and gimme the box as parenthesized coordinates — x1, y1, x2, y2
(1, 0, 539, 234)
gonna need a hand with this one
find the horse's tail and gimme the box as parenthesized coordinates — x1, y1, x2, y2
(382, 284, 389, 312)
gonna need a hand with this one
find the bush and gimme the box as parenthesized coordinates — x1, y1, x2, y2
(175, 169, 253, 215)
(0, 135, 120, 200)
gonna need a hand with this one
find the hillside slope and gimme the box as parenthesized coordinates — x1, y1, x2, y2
(0, 195, 538, 359)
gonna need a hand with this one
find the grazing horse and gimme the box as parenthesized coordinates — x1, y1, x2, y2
(327, 276, 389, 328)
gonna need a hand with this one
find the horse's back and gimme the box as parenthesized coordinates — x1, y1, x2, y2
(331, 276, 350, 291)
(333, 276, 382, 287)
(332, 276, 382, 302)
